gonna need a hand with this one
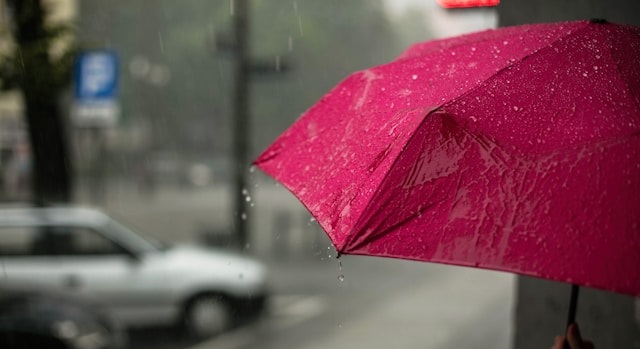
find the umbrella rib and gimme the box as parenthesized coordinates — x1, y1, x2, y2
(341, 105, 454, 252)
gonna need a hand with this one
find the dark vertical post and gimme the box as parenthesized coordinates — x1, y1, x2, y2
(232, 0, 250, 248)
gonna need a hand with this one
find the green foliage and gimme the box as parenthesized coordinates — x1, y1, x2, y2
(0, 1, 77, 97)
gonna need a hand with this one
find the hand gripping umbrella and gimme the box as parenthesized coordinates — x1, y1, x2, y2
(255, 19, 640, 336)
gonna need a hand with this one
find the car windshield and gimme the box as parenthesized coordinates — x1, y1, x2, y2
(103, 219, 165, 253)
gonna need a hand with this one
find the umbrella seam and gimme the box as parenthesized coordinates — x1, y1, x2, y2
(342, 107, 438, 252)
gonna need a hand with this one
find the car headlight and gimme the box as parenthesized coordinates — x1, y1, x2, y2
(51, 320, 109, 349)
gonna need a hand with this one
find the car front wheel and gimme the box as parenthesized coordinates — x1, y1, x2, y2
(182, 294, 233, 339)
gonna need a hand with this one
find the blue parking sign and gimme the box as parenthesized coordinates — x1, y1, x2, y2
(74, 50, 118, 101)
(72, 50, 120, 126)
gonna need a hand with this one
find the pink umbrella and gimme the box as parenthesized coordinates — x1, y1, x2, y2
(255, 19, 640, 324)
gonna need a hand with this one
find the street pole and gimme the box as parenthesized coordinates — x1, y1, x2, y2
(232, 0, 250, 249)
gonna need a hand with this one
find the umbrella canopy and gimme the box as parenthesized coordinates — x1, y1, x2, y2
(255, 20, 640, 297)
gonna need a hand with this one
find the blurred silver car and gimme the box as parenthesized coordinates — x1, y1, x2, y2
(0, 207, 269, 338)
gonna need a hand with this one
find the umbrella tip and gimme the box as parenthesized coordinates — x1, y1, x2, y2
(590, 18, 608, 24)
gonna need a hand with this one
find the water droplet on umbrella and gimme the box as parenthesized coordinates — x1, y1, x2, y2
(412, 74, 418, 80)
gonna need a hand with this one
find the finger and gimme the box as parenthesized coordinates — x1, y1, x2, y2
(567, 323, 583, 349)
(551, 335, 564, 349)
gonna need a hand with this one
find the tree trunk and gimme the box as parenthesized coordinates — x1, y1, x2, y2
(22, 94, 73, 205)
(8, 0, 74, 205)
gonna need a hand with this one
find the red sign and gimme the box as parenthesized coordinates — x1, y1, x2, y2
(437, 0, 499, 8)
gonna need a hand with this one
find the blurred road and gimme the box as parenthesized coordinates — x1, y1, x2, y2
(77, 180, 515, 349)
(199, 259, 514, 349)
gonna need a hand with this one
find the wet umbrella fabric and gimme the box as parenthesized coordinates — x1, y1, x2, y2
(255, 20, 640, 298)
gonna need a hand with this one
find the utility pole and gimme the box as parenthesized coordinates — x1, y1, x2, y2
(213, 0, 290, 249)
(231, 0, 251, 248)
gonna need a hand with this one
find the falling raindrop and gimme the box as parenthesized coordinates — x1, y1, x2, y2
(241, 213, 247, 220)
(158, 32, 165, 53)
(337, 274, 345, 282)
(298, 16, 304, 36)
(338, 323, 343, 328)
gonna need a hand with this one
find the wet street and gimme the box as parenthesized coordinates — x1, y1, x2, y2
(82, 182, 515, 349)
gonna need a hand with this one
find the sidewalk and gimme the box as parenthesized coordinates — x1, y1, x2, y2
(298, 264, 515, 349)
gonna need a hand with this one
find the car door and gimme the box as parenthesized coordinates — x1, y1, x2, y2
(46, 225, 177, 327)
(0, 225, 62, 287)
(0, 224, 175, 328)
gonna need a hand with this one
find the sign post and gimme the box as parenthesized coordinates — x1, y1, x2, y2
(72, 50, 119, 203)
